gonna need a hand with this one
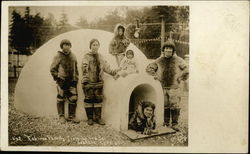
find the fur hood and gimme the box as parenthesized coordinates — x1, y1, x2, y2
(113, 23, 126, 37)
(58, 50, 71, 56)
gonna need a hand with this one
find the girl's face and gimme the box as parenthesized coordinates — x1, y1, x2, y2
(144, 107, 153, 118)
(90, 41, 100, 54)
(126, 53, 134, 59)
(163, 47, 173, 58)
(118, 28, 124, 36)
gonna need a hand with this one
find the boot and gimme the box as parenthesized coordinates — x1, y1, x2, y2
(85, 107, 94, 125)
(164, 108, 171, 127)
(57, 101, 64, 118)
(171, 108, 180, 131)
(94, 107, 105, 125)
(68, 103, 80, 123)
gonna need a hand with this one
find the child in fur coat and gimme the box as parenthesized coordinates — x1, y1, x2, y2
(113, 49, 139, 79)
(109, 23, 130, 66)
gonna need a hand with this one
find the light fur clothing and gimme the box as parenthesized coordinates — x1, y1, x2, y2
(81, 51, 116, 84)
(81, 51, 116, 107)
(117, 57, 138, 76)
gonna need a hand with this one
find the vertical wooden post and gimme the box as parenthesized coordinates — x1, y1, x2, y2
(160, 15, 165, 48)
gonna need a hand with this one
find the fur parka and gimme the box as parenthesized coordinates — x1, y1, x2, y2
(109, 23, 130, 55)
(50, 50, 79, 82)
(146, 54, 188, 89)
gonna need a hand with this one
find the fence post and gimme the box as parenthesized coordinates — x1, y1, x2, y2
(160, 15, 165, 48)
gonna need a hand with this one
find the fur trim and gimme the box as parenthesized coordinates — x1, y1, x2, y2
(158, 57, 176, 87)
(114, 23, 126, 37)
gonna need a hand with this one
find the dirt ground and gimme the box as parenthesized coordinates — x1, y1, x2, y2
(8, 78, 188, 146)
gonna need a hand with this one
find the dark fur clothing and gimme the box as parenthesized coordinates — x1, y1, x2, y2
(109, 23, 130, 55)
(146, 54, 188, 89)
(50, 50, 79, 82)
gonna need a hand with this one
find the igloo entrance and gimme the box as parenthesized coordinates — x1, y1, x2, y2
(128, 84, 157, 127)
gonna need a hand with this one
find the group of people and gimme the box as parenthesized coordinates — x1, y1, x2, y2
(50, 23, 189, 135)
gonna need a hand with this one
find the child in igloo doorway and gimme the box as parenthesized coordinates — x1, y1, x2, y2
(128, 101, 157, 135)
(113, 49, 139, 80)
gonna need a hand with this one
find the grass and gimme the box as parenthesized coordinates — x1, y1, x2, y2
(8, 78, 188, 146)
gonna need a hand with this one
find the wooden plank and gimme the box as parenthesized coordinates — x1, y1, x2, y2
(122, 126, 176, 141)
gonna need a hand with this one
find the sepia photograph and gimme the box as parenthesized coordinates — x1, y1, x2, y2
(7, 5, 189, 146)
(1, 1, 248, 153)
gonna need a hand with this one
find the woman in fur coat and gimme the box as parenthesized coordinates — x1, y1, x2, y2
(82, 39, 117, 125)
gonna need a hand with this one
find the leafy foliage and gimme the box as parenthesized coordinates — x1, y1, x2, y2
(9, 7, 76, 55)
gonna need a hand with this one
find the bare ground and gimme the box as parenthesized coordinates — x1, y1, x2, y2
(8, 78, 188, 146)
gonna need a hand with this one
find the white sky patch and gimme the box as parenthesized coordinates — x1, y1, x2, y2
(9, 6, 146, 26)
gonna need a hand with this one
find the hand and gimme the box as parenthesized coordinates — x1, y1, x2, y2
(113, 75, 119, 80)
(153, 76, 159, 80)
(142, 128, 151, 135)
(57, 78, 65, 89)
(121, 72, 127, 77)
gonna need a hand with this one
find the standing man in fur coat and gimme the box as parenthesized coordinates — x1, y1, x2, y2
(50, 39, 79, 124)
(109, 23, 130, 66)
(146, 40, 189, 131)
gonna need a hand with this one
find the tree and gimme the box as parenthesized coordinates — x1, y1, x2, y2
(39, 13, 57, 45)
(57, 11, 72, 34)
(93, 9, 124, 32)
(9, 9, 29, 54)
(76, 16, 88, 28)
(133, 6, 189, 59)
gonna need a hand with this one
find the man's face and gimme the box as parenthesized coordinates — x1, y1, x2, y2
(62, 44, 71, 52)
(90, 41, 100, 54)
(144, 107, 153, 118)
(118, 28, 124, 36)
(163, 47, 173, 58)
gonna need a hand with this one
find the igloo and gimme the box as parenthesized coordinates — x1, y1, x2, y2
(14, 29, 165, 131)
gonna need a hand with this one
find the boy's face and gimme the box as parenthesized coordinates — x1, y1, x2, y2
(91, 41, 100, 54)
(118, 28, 124, 36)
(62, 44, 71, 51)
(126, 53, 134, 59)
(163, 47, 174, 58)
(144, 107, 153, 118)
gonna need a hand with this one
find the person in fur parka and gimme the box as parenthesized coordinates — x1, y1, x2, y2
(146, 40, 189, 131)
(129, 101, 157, 135)
(82, 39, 117, 125)
(50, 39, 79, 124)
(109, 23, 130, 66)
